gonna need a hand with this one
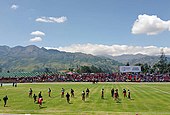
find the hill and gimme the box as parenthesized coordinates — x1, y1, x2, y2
(0, 45, 122, 72)
(112, 53, 170, 65)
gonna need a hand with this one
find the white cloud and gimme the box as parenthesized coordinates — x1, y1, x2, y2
(35, 16, 67, 23)
(132, 14, 170, 35)
(29, 37, 42, 42)
(31, 31, 45, 36)
(11, 4, 19, 10)
(45, 43, 170, 56)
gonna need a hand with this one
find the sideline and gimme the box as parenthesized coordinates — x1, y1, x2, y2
(18, 82, 170, 85)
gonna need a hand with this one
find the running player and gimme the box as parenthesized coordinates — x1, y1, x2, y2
(66, 92, 70, 103)
(61, 88, 65, 98)
(38, 91, 42, 98)
(29, 88, 33, 97)
(128, 89, 131, 99)
(114, 89, 119, 102)
(48, 88, 51, 97)
(38, 97, 43, 108)
(82, 90, 85, 101)
(3, 95, 8, 107)
(123, 89, 127, 98)
(86, 88, 90, 98)
(111, 88, 114, 98)
(33, 94, 37, 103)
(101, 89, 104, 99)
(71, 89, 74, 97)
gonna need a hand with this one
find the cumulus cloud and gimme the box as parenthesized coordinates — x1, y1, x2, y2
(35, 16, 67, 23)
(132, 14, 170, 35)
(11, 4, 19, 10)
(31, 31, 45, 36)
(45, 43, 170, 56)
(29, 37, 42, 42)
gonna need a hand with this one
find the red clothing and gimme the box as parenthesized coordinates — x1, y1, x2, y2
(38, 98, 43, 105)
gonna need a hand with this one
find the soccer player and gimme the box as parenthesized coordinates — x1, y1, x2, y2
(38, 91, 42, 98)
(114, 89, 119, 102)
(38, 97, 43, 108)
(128, 89, 131, 99)
(101, 89, 104, 99)
(66, 92, 70, 103)
(71, 89, 74, 97)
(61, 88, 65, 98)
(29, 88, 33, 97)
(86, 88, 90, 98)
(123, 89, 127, 98)
(111, 88, 114, 98)
(48, 88, 51, 97)
(33, 94, 37, 103)
(3, 95, 8, 107)
(82, 90, 85, 101)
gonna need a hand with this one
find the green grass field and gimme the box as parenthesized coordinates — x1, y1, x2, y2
(0, 82, 170, 115)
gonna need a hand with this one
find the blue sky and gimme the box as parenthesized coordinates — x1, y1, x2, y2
(1, 0, 170, 56)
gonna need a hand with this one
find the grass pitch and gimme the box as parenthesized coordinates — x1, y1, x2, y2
(0, 82, 170, 115)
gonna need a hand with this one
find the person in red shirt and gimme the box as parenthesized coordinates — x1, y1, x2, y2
(38, 97, 43, 108)
(114, 89, 119, 102)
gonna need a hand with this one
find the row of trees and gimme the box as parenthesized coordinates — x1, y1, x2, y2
(135, 49, 169, 74)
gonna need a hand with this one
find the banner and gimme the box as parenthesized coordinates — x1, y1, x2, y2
(119, 66, 141, 73)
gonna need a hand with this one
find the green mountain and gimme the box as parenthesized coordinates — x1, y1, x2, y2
(112, 54, 170, 66)
(0, 45, 122, 73)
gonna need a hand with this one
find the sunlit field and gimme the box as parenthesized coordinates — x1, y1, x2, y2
(0, 82, 170, 115)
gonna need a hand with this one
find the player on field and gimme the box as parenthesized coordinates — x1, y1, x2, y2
(3, 95, 8, 107)
(48, 88, 51, 97)
(38, 97, 43, 108)
(128, 89, 131, 99)
(82, 90, 85, 101)
(66, 92, 70, 103)
(101, 88, 104, 99)
(29, 88, 33, 97)
(71, 88, 74, 97)
(61, 88, 65, 98)
(38, 91, 42, 98)
(123, 89, 127, 98)
(86, 88, 90, 98)
(114, 89, 119, 102)
(111, 88, 114, 98)
(33, 94, 37, 103)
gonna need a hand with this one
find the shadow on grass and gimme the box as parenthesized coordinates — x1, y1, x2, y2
(116, 101, 121, 103)
(84, 100, 91, 103)
(101, 98, 108, 100)
(40, 106, 47, 109)
(4, 105, 10, 107)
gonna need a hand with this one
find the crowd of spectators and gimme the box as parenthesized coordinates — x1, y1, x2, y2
(0, 72, 170, 83)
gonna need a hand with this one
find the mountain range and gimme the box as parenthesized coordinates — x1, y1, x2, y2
(0, 45, 121, 72)
(0, 45, 168, 73)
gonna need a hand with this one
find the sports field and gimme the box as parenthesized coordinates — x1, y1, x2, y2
(0, 82, 170, 115)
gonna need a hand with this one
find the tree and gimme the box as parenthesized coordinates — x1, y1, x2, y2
(135, 63, 150, 73)
(126, 62, 130, 66)
(156, 49, 168, 74)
